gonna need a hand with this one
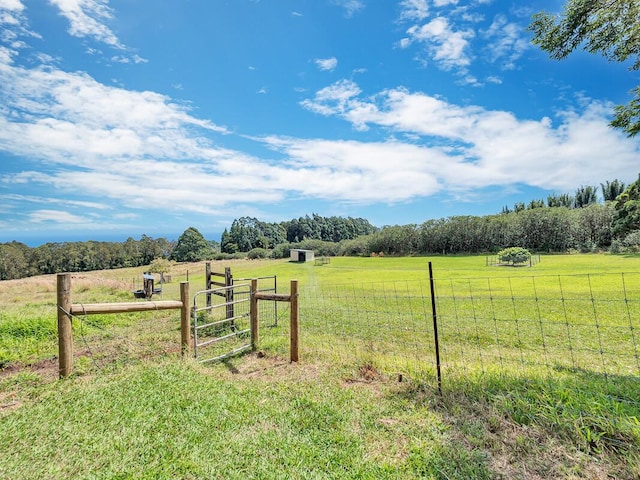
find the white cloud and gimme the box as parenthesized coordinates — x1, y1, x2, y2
(29, 209, 87, 224)
(314, 57, 338, 71)
(0, 0, 39, 56)
(0, 0, 24, 13)
(398, 0, 429, 21)
(483, 14, 529, 70)
(333, 0, 363, 17)
(0, 62, 229, 167)
(1, 23, 638, 231)
(1, 194, 109, 210)
(403, 17, 474, 70)
(300, 79, 363, 117)
(300, 80, 640, 192)
(49, 0, 122, 48)
(261, 137, 444, 202)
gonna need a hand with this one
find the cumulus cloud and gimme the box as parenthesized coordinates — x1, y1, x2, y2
(300, 80, 640, 192)
(402, 17, 474, 70)
(397, 1, 531, 77)
(314, 57, 338, 71)
(483, 14, 529, 70)
(0, 62, 228, 167)
(0, 0, 24, 13)
(49, 0, 123, 48)
(0, 0, 39, 56)
(398, 0, 429, 21)
(48, 0, 147, 63)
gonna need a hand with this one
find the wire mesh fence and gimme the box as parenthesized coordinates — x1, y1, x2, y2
(300, 279, 437, 379)
(69, 309, 184, 375)
(434, 272, 640, 383)
(298, 271, 640, 391)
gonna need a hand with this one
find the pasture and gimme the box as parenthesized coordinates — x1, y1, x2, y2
(1, 254, 640, 479)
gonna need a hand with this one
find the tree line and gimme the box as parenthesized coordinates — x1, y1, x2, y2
(0, 235, 173, 281)
(349, 175, 640, 257)
(2, 176, 639, 280)
(219, 214, 377, 253)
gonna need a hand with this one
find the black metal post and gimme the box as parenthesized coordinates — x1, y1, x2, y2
(429, 261, 442, 394)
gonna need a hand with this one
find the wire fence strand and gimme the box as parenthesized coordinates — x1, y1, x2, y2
(298, 272, 640, 395)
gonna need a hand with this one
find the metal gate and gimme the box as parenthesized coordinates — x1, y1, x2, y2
(192, 283, 252, 363)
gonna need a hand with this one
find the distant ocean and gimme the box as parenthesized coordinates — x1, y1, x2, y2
(1, 232, 185, 248)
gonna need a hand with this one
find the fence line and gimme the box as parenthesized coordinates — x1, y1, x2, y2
(299, 270, 640, 391)
(56, 273, 302, 376)
(56, 273, 190, 377)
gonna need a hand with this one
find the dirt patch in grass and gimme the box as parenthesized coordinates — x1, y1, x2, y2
(0, 356, 58, 380)
(0, 390, 22, 412)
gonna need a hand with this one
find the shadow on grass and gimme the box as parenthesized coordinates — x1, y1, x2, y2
(390, 366, 640, 479)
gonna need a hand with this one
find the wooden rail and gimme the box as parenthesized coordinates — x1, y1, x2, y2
(70, 301, 183, 315)
(57, 273, 190, 378)
(57, 273, 300, 376)
(250, 279, 299, 362)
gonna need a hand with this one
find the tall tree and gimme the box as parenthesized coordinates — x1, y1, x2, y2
(0, 242, 29, 280)
(574, 185, 598, 208)
(612, 173, 640, 237)
(601, 179, 626, 201)
(528, 199, 545, 209)
(547, 193, 574, 208)
(171, 227, 212, 262)
(529, 0, 640, 136)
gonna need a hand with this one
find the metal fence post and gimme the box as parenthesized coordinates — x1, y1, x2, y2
(428, 262, 442, 394)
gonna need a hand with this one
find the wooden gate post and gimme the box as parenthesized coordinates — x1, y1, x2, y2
(57, 273, 73, 378)
(250, 278, 259, 350)
(180, 281, 191, 357)
(290, 279, 299, 362)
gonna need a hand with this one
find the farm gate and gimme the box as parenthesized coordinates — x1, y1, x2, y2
(192, 282, 253, 363)
(195, 265, 294, 363)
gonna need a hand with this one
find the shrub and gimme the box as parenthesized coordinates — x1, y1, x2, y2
(338, 236, 371, 256)
(271, 243, 292, 259)
(623, 230, 640, 252)
(212, 252, 247, 260)
(247, 248, 268, 259)
(497, 246, 531, 266)
(293, 239, 340, 256)
(609, 239, 625, 254)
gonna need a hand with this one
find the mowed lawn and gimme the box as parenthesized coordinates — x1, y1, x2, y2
(1, 253, 640, 479)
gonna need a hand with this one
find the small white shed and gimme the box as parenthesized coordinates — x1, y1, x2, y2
(290, 249, 314, 262)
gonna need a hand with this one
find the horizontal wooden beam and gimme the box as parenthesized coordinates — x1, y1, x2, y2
(70, 300, 184, 315)
(254, 292, 291, 302)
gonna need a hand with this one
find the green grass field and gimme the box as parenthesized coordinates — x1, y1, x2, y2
(1, 254, 640, 478)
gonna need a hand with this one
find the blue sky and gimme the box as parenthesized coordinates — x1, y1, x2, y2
(1, 0, 639, 246)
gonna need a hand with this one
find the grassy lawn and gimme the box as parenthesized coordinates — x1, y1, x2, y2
(1, 253, 640, 478)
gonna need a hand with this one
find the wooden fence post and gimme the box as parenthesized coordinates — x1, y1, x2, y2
(250, 278, 259, 351)
(290, 279, 299, 362)
(180, 281, 190, 357)
(57, 273, 73, 378)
